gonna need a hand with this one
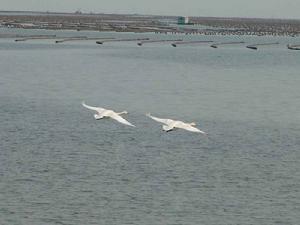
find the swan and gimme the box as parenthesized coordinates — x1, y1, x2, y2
(146, 113, 206, 134)
(82, 102, 135, 127)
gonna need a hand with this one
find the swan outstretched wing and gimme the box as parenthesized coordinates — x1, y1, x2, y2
(82, 102, 106, 114)
(178, 124, 206, 134)
(110, 113, 135, 127)
(146, 113, 173, 125)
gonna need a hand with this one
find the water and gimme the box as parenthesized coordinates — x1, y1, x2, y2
(1, 28, 300, 225)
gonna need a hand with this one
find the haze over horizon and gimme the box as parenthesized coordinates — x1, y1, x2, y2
(1, 0, 300, 19)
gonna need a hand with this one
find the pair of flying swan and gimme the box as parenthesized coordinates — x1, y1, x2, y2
(82, 102, 206, 134)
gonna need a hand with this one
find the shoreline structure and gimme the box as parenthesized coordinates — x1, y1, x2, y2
(1, 11, 300, 37)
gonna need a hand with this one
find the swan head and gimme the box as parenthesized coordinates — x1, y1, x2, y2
(118, 111, 128, 115)
(189, 122, 196, 126)
(94, 114, 102, 119)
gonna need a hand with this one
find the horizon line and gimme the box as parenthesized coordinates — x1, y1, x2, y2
(1, 10, 300, 21)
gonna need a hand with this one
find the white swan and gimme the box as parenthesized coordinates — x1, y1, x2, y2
(146, 113, 206, 134)
(82, 102, 135, 127)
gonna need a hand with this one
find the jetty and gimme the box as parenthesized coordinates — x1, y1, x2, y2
(0, 34, 23, 38)
(96, 38, 149, 45)
(14, 35, 57, 42)
(171, 40, 213, 47)
(210, 41, 245, 48)
(287, 44, 300, 50)
(55, 37, 114, 43)
(246, 42, 280, 50)
(137, 39, 183, 46)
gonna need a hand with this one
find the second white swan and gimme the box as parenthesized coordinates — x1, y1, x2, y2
(146, 113, 206, 134)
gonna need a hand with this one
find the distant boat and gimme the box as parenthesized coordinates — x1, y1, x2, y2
(246, 46, 258, 50)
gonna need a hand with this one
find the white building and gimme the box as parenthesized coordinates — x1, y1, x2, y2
(178, 16, 189, 25)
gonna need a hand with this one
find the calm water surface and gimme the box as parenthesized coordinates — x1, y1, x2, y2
(1, 29, 300, 225)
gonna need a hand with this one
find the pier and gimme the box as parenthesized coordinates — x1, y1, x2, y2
(137, 39, 183, 46)
(54, 36, 87, 43)
(14, 35, 57, 42)
(55, 37, 114, 43)
(210, 41, 245, 48)
(246, 42, 280, 50)
(171, 40, 213, 47)
(287, 44, 300, 50)
(96, 38, 149, 45)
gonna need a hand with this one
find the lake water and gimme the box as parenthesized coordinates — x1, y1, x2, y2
(1, 28, 300, 225)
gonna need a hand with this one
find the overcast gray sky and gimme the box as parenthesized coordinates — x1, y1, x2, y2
(1, 0, 300, 19)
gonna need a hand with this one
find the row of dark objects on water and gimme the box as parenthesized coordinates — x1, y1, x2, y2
(10, 35, 300, 50)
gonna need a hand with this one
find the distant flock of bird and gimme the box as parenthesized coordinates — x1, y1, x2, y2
(82, 102, 207, 134)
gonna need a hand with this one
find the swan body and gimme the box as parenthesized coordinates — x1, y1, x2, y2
(82, 102, 135, 127)
(146, 113, 206, 134)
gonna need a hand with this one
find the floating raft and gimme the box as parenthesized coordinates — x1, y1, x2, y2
(15, 35, 57, 42)
(171, 40, 213, 47)
(55, 37, 114, 43)
(96, 38, 149, 45)
(210, 41, 245, 48)
(137, 39, 183, 46)
(246, 42, 280, 50)
(287, 44, 300, 50)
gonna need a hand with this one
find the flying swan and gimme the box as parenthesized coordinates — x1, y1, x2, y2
(146, 113, 206, 134)
(82, 102, 135, 127)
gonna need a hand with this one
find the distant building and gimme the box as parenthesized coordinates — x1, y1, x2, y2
(177, 16, 189, 25)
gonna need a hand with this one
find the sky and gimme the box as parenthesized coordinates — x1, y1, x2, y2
(1, 0, 300, 19)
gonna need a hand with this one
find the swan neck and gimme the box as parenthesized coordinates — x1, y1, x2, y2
(118, 111, 128, 115)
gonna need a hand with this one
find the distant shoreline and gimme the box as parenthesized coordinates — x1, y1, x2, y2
(1, 11, 300, 36)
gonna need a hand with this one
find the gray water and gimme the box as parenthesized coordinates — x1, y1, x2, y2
(1, 29, 300, 225)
